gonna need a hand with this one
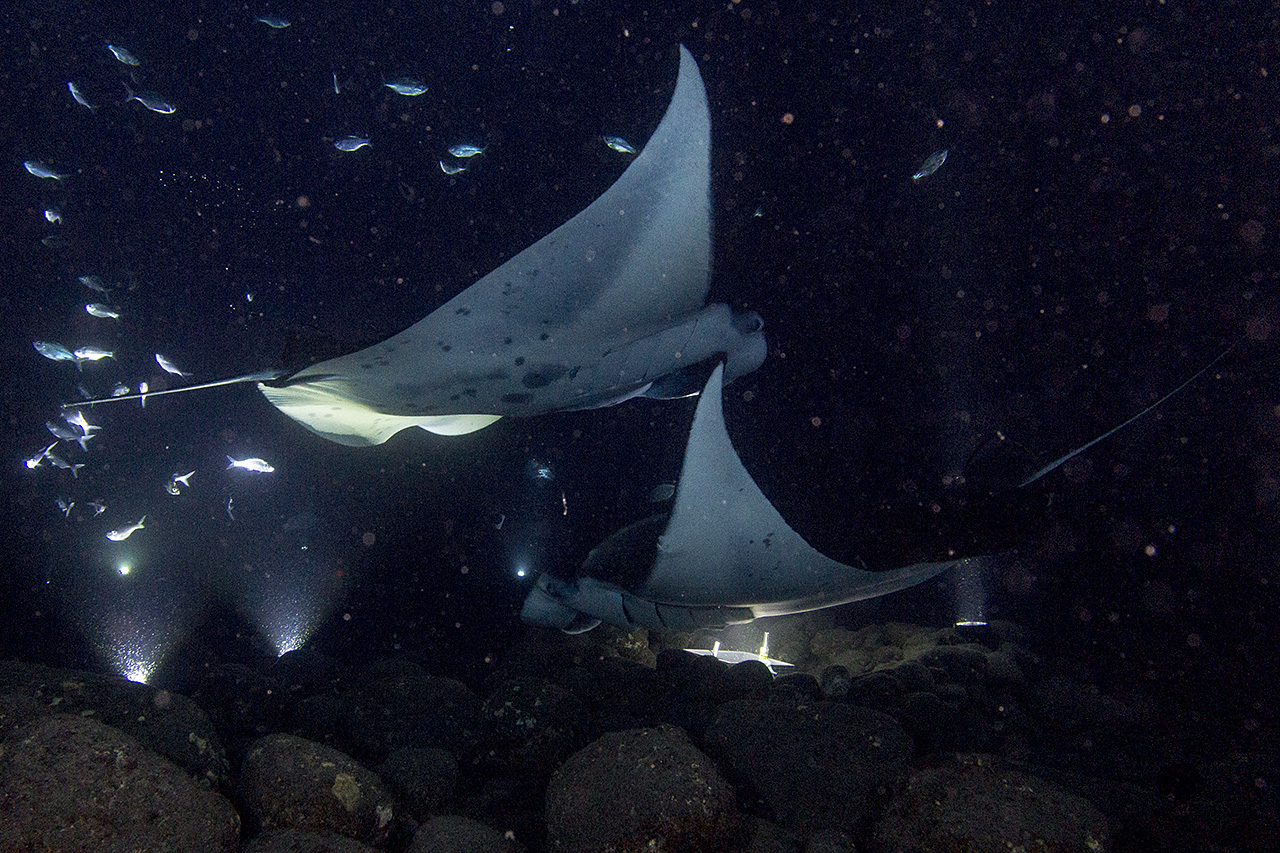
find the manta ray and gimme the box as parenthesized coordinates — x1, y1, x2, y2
(520, 363, 969, 633)
(77, 46, 765, 448)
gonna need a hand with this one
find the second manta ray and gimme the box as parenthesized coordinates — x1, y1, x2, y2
(520, 363, 968, 633)
(75, 47, 766, 446)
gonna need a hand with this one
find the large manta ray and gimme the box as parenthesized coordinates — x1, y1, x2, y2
(77, 47, 763, 447)
(258, 45, 765, 446)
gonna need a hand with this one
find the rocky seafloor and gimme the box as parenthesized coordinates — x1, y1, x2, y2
(0, 620, 1274, 852)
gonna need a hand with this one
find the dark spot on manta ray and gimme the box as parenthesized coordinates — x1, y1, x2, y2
(376, 358, 390, 366)
(522, 365, 568, 388)
(454, 307, 471, 315)
(463, 388, 477, 397)
(503, 337, 513, 345)
(569, 366, 580, 378)
(502, 392, 530, 404)
(450, 393, 460, 401)
(514, 357, 525, 366)
(440, 344, 451, 352)
(360, 362, 373, 370)
(539, 333, 550, 341)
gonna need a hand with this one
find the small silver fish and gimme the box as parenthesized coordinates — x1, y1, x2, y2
(124, 84, 176, 115)
(78, 275, 108, 293)
(62, 409, 101, 435)
(57, 498, 74, 518)
(332, 72, 340, 95)
(334, 135, 370, 152)
(46, 420, 79, 442)
(44, 208, 62, 224)
(912, 148, 948, 181)
(447, 144, 485, 158)
(384, 78, 428, 96)
(110, 382, 131, 397)
(24, 161, 66, 180)
(603, 136, 636, 155)
(85, 303, 120, 319)
(106, 516, 146, 541)
(154, 353, 192, 376)
(48, 454, 84, 478)
(24, 442, 58, 469)
(439, 159, 467, 175)
(226, 496, 235, 520)
(227, 455, 275, 473)
(33, 341, 75, 361)
(166, 470, 194, 495)
(106, 44, 141, 66)
(256, 15, 291, 28)
(138, 381, 148, 408)
(41, 234, 70, 249)
(73, 346, 114, 362)
(67, 81, 97, 112)
(88, 500, 106, 516)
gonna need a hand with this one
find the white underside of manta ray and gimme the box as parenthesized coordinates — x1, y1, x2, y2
(520, 362, 970, 633)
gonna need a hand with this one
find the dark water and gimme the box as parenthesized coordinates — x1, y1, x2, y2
(0, 0, 1275, 751)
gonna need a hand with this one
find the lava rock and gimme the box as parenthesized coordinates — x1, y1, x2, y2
(545, 725, 742, 853)
(377, 746, 458, 821)
(872, 753, 1110, 853)
(0, 715, 240, 852)
(407, 814, 524, 853)
(703, 698, 912, 835)
(240, 733, 395, 845)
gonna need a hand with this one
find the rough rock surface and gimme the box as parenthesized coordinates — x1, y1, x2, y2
(0, 714, 240, 853)
(545, 725, 742, 853)
(0, 659, 231, 786)
(406, 814, 524, 852)
(240, 733, 395, 845)
(703, 697, 912, 835)
(244, 827, 381, 853)
(872, 753, 1111, 853)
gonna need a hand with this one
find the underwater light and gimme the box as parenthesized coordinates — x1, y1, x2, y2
(113, 644, 160, 684)
(684, 631, 795, 673)
(93, 604, 185, 685)
(239, 549, 343, 657)
(116, 562, 132, 576)
(951, 557, 991, 628)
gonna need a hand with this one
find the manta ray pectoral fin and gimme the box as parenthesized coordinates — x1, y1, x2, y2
(522, 363, 962, 633)
(520, 574, 756, 632)
(257, 379, 501, 447)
